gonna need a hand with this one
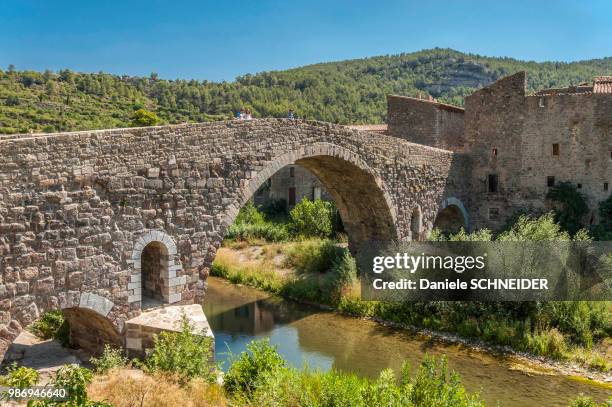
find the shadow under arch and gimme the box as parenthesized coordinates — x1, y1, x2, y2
(221, 143, 399, 252)
(433, 197, 469, 235)
(61, 307, 122, 355)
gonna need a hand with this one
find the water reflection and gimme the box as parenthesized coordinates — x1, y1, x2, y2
(203, 277, 610, 407)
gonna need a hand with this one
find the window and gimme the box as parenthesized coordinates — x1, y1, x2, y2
(547, 176, 555, 187)
(609, 151, 612, 161)
(539, 97, 545, 108)
(487, 174, 499, 193)
(288, 187, 296, 205)
(552, 143, 559, 156)
(289, 167, 295, 178)
(488, 207, 500, 220)
(605, 183, 609, 192)
(491, 148, 498, 157)
(577, 183, 582, 189)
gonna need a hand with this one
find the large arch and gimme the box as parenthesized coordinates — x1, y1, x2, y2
(218, 143, 399, 253)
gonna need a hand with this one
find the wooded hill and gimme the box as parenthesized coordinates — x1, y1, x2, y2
(2, 48, 611, 134)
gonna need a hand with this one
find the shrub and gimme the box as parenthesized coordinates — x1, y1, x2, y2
(145, 315, 216, 383)
(130, 108, 160, 127)
(497, 212, 572, 241)
(226, 222, 289, 242)
(284, 239, 344, 274)
(29, 364, 111, 406)
(568, 395, 611, 407)
(224, 339, 285, 396)
(5, 95, 20, 106)
(234, 201, 265, 225)
(240, 352, 483, 407)
(546, 182, 589, 235)
(29, 311, 70, 346)
(0, 363, 39, 388)
(90, 345, 128, 373)
(289, 198, 335, 238)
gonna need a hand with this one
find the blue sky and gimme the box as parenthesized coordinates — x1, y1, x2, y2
(1, 0, 610, 81)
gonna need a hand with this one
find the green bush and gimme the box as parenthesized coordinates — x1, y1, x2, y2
(0, 363, 39, 388)
(236, 348, 484, 407)
(28, 364, 111, 407)
(29, 311, 70, 346)
(235, 201, 266, 225)
(90, 345, 128, 373)
(144, 315, 216, 383)
(568, 395, 612, 407)
(546, 182, 589, 235)
(289, 198, 335, 238)
(130, 108, 160, 127)
(224, 339, 285, 396)
(284, 239, 344, 274)
(226, 222, 289, 242)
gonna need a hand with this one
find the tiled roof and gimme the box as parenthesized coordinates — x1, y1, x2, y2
(534, 76, 612, 95)
(593, 76, 612, 93)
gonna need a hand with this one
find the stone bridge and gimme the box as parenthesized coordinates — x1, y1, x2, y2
(0, 119, 470, 356)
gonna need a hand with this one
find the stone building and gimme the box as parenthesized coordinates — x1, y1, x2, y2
(388, 72, 612, 230)
(253, 164, 331, 207)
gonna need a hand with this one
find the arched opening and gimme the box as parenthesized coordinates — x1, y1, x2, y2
(141, 241, 168, 304)
(410, 206, 422, 241)
(206, 148, 399, 369)
(61, 307, 122, 356)
(433, 205, 466, 235)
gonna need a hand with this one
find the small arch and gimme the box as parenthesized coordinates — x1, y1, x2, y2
(61, 307, 122, 356)
(130, 230, 183, 306)
(410, 205, 423, 241)
(433, 197, 469, 235)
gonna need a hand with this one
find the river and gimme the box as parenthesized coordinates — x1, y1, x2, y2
(203, 277, 610, 406)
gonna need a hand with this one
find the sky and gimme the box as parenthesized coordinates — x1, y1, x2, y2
(1, 0, 611, 82)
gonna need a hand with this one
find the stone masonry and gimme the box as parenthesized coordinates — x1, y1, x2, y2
(388, 72, 612, 230)
(0, 119, 469, 356)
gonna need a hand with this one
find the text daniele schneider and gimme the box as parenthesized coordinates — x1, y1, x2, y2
(371, 253, 549, 291)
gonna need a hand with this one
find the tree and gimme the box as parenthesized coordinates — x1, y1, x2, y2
(5, 95, 20, 106)
(130, 108, 160, 127)
(7, 64, 15, 73)
(545, 181, 588, 235)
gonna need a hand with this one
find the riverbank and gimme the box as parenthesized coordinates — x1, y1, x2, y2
(210, 242, 612, 385)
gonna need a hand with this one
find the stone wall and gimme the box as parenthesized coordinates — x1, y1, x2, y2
(0, 119, 468, 355)
(463, 72, 612, 230)
(387, 95, 466, 151)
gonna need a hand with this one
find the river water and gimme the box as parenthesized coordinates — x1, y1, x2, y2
(203, 277, 610, 406)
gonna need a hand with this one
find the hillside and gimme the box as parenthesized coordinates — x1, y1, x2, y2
(1, 48, 612, 134)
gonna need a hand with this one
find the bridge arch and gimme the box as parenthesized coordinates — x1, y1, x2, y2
(433, 197, 469, 234)
(219, 143, 399, 252)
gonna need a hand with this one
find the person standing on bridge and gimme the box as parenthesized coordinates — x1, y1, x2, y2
(288, 109, 295, 119)
(244, 108, 253, 120)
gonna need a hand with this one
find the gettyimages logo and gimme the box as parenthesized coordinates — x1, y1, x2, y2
(358, 241, 612, 302)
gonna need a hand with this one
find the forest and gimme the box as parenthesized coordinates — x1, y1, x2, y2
(1, 48, 612, 134)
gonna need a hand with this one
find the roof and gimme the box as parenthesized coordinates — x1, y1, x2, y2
(534, 75, 612, 96)
(593, 76, 612, 94)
